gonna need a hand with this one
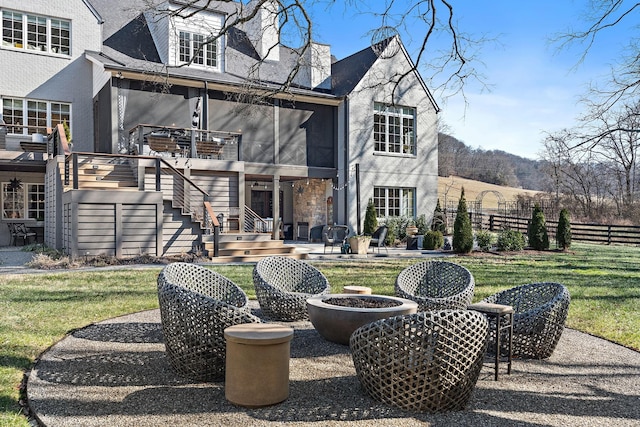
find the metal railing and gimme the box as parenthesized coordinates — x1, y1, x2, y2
(127, 123, 242, 161)
(243, 205, 271, 233)
(152, 156, 211, 224)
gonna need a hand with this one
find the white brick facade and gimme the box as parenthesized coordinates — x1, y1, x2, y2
(0, 0, 102, 151)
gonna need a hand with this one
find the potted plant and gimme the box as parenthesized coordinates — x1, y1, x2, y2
(348, 199, 377, 254)
(348, 235, 371, 254)
(405, 219, 418, 237)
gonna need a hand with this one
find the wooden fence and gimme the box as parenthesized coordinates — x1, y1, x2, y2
(484, 214, 640, 245)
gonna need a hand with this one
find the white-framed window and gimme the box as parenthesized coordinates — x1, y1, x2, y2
(373, 103, 416, 155)
(2, 182, 44, 220)
(373, 187, 415, 218)
(1, 10, 71, 55)
(178, 30, 218, 68)
(2, 97, 71, 135)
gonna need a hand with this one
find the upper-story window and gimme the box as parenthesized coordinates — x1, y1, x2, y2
(178, 30, 219, 69)
(373, 103, 416, 155)
(1, 10, 70, 55)
(2, 97, 71, 135)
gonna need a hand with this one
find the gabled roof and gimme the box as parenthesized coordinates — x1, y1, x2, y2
(85, 0, 340, 102)
(331, 43, 379, 97)
(84, 0, 438, 108)
(331, 37, 440, 112)
(81, 0, 104, 24)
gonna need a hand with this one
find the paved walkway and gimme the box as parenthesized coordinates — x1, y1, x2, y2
(0, 246, 37, 274)
(26, 307, 640, 427)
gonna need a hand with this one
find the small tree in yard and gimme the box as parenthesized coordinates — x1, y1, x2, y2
(557, 208, 572, 250)
(363, 199, 378, 235)
(528, 203, 549, 250)
(431, 199, 447, 234)
(453, 188, 473, 253)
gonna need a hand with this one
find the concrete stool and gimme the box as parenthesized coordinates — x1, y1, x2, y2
(468, 302, 514, 381)
(343, 285, 372, 294)
(224, 323, 294, 407)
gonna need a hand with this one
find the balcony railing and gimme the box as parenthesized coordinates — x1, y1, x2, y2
(128, 124, 242, 161)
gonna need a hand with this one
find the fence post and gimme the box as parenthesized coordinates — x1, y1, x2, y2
(608, 225, 612, 245)
(489, 215, 495, 231)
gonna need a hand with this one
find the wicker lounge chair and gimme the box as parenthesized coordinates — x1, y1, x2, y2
(157, 262, 261, 381)
(394, 260, 475, 311)
(350, 310, 489, 412)
(253, 256, 330, 321)
(481, 282, 570, 359)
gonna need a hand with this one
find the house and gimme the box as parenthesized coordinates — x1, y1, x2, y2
(0, 0, 439, 260)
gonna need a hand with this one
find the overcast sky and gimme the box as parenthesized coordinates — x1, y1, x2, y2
(308, 1, 632, 160)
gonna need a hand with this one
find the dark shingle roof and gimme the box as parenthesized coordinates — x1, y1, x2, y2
(85, 0, 433, 104)
(331, 44, 379, 97)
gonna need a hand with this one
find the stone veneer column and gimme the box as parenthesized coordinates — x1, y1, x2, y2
(292, 179, 329, 238)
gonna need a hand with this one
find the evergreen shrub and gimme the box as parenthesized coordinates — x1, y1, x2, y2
(453, 188, 473, 253)
(497, 229, 525, 251)
(557, 208, 572, 250)
(475, 229, 494, 252)
(423, 230, 444, 250)
(528, 203, 549, 250)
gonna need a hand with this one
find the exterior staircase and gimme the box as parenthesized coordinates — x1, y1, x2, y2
(60, 155, 308, 263)
(203, 232, 309, 263)
(61, 152, 305, 262)
(67, 158, 138, 190)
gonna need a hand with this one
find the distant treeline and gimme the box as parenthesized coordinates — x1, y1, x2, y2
(438, 133, 550, 191)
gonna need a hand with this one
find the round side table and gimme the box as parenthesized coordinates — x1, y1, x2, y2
(224, 323, 294, 407)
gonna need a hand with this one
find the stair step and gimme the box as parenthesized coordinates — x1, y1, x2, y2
(217, 240, 286, 249)
(207, 253, 309, 263)
(76, 181, 137, 189)
(217, 247, 297, 257)
(213, 233, 274, 243)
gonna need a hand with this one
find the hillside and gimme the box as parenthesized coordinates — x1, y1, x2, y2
(438, 176, 543, 210)
(438, 132, 549, 190)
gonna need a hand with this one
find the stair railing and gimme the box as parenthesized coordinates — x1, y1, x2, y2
(152, 157, 212, 227)
(244, 205, 270, 233)
(61, 152, 215, 236)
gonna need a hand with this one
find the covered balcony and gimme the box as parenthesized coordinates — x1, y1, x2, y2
(128, 124, 242, 161)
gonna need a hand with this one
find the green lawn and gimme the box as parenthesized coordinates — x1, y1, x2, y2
(1, 242, 638, 426)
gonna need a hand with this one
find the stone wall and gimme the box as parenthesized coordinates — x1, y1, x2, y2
(293, 179, 329, 240)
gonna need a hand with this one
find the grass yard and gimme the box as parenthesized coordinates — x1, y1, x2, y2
(1, 242, 639, 426)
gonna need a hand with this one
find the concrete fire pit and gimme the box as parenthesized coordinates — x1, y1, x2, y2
(306, 294, 418, 345)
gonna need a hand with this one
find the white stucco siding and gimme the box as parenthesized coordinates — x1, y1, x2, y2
(344, 44, 438, 231)
(0, 0, 102, 151)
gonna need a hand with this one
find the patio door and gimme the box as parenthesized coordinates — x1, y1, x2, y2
(250, 190, 283, 218)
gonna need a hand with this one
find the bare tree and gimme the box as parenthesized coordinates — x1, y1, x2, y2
(142, 0, 490, 103)
(589, 101, 640, 210)
(541, 130, 611, 220)
(541, 99, 640, 221)
(555, 0, 640, 112)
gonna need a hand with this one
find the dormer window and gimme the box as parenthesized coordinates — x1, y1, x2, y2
(179, 30, 218, 68)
